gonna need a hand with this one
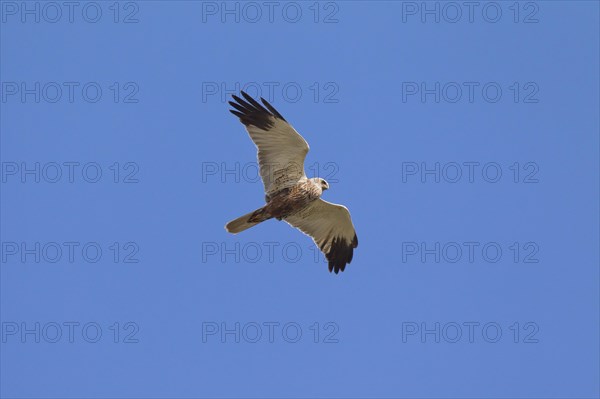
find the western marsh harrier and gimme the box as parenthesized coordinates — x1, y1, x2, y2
(225, 91, 358, 274)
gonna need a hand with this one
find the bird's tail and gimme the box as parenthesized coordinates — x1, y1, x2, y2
(225, 206, 272, 234)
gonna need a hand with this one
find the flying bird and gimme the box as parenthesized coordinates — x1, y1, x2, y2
(225, 91, 358, 273)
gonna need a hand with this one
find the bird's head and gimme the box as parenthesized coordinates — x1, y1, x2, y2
(318, 178, 329, 191)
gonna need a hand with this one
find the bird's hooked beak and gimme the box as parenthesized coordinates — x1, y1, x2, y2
(322, 180, 329, 191)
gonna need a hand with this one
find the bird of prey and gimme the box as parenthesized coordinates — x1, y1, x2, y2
(225, 91, 358, 274)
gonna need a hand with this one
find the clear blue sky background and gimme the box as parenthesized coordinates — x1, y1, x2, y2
(1, 1, 599, 398)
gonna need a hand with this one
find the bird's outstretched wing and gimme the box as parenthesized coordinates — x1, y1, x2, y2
(284, 199, 358, 274)
(229, 91, 309, 196)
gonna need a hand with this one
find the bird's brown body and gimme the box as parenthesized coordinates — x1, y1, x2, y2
(249, 179, 322, 222)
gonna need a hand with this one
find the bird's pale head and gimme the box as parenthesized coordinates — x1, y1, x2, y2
(313, 177, 329, 191)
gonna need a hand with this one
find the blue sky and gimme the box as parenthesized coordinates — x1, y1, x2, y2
(1, 1, 599, 398)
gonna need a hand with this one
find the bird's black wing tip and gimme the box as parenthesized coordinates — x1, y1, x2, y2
(326, 237, 355, 274)
(229, 109, 245, 119)
(229, 91, 281, 130)
(259, 96, 286, 121)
